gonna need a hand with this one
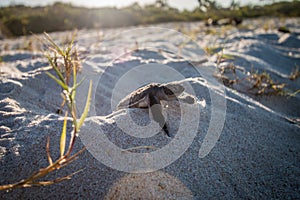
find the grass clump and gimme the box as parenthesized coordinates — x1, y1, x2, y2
(214, 63, 242, 86)
(248, 71, 286, 96)
(0, 32, 92, 190)
(214, 63, 288, 96)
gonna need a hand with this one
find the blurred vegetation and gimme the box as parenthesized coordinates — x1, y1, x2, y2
(0, 0, 299, 37)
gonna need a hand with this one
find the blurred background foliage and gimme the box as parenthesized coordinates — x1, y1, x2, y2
(0, 0, 299, 37)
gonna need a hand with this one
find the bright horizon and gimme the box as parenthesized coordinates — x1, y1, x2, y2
(0, 0, 294, 10)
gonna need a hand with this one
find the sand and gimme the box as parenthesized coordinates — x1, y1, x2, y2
(0, 18, 300, 199)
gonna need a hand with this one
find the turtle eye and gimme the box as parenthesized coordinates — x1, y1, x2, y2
(163, 87, 174, 96)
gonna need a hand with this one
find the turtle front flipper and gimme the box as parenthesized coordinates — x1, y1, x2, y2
(149, 95, 170, 137)
(117, 95, 148, 109)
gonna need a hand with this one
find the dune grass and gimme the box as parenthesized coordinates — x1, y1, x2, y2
(248, 71, 286, 96)
(0, 32, 92, 191)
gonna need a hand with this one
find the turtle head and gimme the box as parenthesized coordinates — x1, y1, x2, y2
(162, 83, 185, 100)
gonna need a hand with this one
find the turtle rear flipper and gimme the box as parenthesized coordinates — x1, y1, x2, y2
(149, 95, 170, 137)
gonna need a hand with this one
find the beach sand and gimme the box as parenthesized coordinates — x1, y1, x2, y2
(0, 18, 300, 199)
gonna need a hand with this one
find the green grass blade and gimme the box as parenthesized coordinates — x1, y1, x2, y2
(74, 77, 85, 90)
(66, 41, 74, 56)
(66, 31, 76, 55)
(60, 113, 68, 157)
(221, 54, 235, 60)
(46, 56, 65, 84)
(70, 77, 85, 100)
(77, 81, 92, 130)
(46, 72, 68, 90)
(71, 65, 77, 100)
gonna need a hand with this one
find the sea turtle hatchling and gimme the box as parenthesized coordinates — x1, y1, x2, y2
(116, 82, 195, 137)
